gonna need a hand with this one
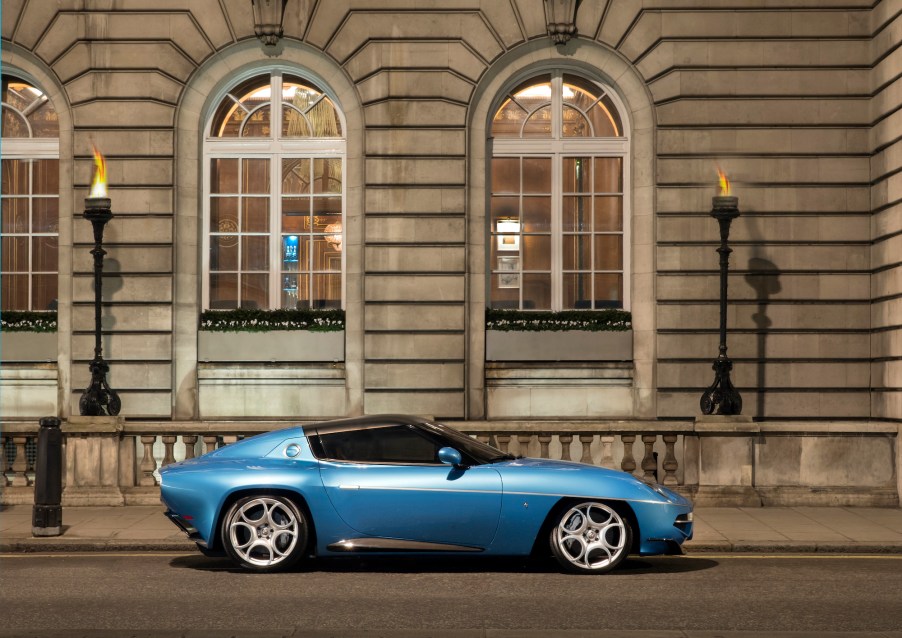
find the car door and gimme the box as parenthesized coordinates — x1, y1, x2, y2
(313, 423, 503, 547)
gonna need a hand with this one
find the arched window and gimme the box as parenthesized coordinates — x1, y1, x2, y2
(1, 76, 59, 311)
(489, 72, 629, 311)
(203, 71, 345, 310)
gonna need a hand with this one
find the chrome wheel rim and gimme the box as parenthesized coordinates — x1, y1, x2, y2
(555, 502, 626, 570)
(228, 497, 300, 567)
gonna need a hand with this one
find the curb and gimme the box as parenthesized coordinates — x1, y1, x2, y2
(684, 541, 902, 554)
(0, 538, 195, 553)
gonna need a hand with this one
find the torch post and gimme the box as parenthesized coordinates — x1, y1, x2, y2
(79, 194, 121, 416)
(699, 194, 743, 415)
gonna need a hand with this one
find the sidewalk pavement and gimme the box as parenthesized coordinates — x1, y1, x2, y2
(2, 505, 902, 553)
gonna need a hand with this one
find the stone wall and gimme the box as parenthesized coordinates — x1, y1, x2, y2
(1, 0, 899, 423)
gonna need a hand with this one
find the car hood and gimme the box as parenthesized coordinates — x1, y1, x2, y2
(490, 457, 686, 505)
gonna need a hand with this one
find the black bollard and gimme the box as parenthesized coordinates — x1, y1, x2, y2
(32, 416, 63, 537)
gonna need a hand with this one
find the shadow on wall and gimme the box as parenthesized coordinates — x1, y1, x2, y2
(96, 257, 123, 384)
(744, 256, 781, 419)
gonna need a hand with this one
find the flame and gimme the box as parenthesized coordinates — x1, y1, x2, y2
(90, 146, 107, 198)
(716, 168, 731, 196)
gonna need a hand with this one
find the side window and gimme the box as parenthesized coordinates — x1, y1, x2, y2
(317, 425, 441, 464)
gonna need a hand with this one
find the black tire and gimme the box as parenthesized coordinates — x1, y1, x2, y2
(221, 494, 308, 572)
(549, 501, 632, 574)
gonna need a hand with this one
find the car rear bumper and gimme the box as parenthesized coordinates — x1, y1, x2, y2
(164, 509, 208, 548)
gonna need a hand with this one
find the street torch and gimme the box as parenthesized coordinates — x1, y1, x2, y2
(79, 147, 121, 416)
(699, 169, 743, 415)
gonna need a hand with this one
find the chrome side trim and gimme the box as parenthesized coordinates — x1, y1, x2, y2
(327, 538, 483, 553)
(336, 484, 669, 505)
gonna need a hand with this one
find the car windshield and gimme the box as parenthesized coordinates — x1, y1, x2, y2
(419, 421, 515, 465)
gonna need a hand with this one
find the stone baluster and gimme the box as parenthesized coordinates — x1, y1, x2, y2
(620, 434, 637, 476)
(9, 436, 30, 487)
(221, 435, 239, 446)
(517, 434, 531, 458)
(495, 434, 510, 454)
(138, 435, 158, 486)
(662, 434, 679, 486)
(476, 435, 490, 446)
(538, 434, 552, 459)
(641, 434, 657, 482)
(1, 436, 10, 487)
(579, 435, 593, 464)
(161, 436, 177, 469)
(558, 434, 572, 461)
(600, 435, 615, 469)
(203, 435, 218, 453)
(182, 435, 198, 461)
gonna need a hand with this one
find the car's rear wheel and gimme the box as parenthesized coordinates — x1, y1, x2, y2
(549, 501, 632, 574)
(221, 495, 308, 572)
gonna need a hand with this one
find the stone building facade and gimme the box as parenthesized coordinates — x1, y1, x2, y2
(1, 1, 900, 504)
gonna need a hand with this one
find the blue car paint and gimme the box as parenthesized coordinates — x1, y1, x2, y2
(160, 420, 693, 558)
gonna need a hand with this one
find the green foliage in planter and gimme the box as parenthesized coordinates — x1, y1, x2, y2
(486, 308, 631, 332)
(200, 308, 345, 332)
(0, 310, 58, 332)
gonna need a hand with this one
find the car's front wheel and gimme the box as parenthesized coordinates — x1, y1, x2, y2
(549, 501, 632, 574)
(221, 495, 308, 572)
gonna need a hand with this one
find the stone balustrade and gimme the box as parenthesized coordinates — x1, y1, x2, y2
(2, 418, 900, 508)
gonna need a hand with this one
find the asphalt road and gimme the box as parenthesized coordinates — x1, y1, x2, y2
(1, 553, 901, 637)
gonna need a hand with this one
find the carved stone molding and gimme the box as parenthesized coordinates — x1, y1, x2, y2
(544, 0, 579, 45)
(252, 0, 287, 47)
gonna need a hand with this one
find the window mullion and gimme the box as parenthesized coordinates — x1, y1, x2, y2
(271, 152, 281, 310)
(551, 153, 562, 312)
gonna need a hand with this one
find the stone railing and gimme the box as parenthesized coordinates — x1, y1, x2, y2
(3, 417, 900, 507)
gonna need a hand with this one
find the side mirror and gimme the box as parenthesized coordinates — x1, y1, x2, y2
(438, 446, 464, 468)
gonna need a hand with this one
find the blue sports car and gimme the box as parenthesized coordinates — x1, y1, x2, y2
(160, 415, 693, 574)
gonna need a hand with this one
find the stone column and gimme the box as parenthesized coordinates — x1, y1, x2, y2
(62, 416, 126, 506)
(694, 415, 760, 507)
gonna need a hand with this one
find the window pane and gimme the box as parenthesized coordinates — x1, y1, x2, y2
(242, 159, 270, 194)
(491, 196, 519, 226)
(210, 236, 238, 271)
(281, 235, 306, 272)
(209, 273, 238, 309)
(313, 236, 341, 271)
(1, 108, 28, 137)
(281, 273, 308, 309)
(33, 160, 58, 194)
(210, 159, 238, 194)
(522, 273, 551, 310)
(282, 106, 310, 137)
(588, 94, 623, 137)
(522, 196, 550, 233)
(33, 198, 58, 232)
(492, 158, 519, 193)
(563, 79, 599, 110)
(28, 100, 59, 138)
(562, 234, 591, 271)
(562, 105, 591, 138)
(282, 159, 310, 194)
(32, 274, 57, 310)
(313, 159, 341, 193)
(594, 235, 623, 270)
(491, 98, 528, 138)
(241, 105, 271, 137)
(318, 425, 440, 463)
(594, 273, 623, 305)
(2, 159, 28, 195)
(522, 158, 550, 193)
(282, 197, 309, 233)
(522, 235, 551, 270)
(563, 273, 593, 309)
(210, 197, 238, 233)
(242, 197, 269, 232)
(594, 158, 622, 193)
(241, 236, 269, 271)
(2, 236, 28, 271)
(490, 269, 520, 309)
(241, 273, 268, 309)
(2, 198, 29, 232)
(313, 214, 342, 238)
(562, 196, 591, 232)
(32, 236, 57, 271)
(312, 196, 341, 220)
(1, 274, 28, 310)
(563, 157, 591, 193)
(209, 75, 269, 137)
(307, 97, 342, 136)
(312, 274, 341, 308)
(594, 196, 623, 232)
(522, 105, 552, 138)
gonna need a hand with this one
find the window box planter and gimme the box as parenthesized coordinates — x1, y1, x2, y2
(486, 329, 632, 361)
(0, 331, 57, 362)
